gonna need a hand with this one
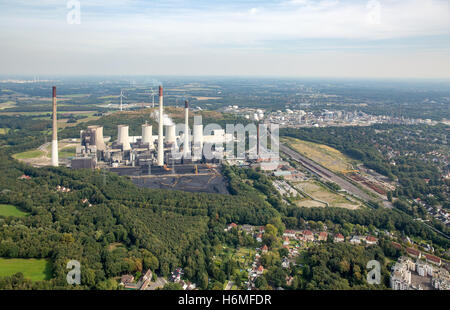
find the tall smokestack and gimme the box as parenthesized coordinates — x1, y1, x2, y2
(51, 86, 59, 167)
(184, 100, 190, 158)
(257, 123, 260, 158)
(157, 85, 164, 166)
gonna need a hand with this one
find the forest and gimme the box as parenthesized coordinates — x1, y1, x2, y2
(0, 113, 448, 290)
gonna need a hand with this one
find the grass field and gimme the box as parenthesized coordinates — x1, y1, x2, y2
(0, 258, 52, 281)
(0, 204, 28, 217)
(12, 150, 45, 159)
(294, 181, 360, 210)
(58, 146, 76, 158)
(0, 128, 9, 134)
(282, 137, 358, 174)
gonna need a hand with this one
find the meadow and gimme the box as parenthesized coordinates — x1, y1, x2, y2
(0, 204, 28, 217)
(0, 258, 52, 281)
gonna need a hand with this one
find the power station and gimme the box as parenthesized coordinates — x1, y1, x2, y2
(71, 85, 235, 172)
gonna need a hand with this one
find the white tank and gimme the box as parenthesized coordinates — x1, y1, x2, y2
(117, 125, 131, 151)
(166, 125, 176, 143)
(142, 124, 153, 148)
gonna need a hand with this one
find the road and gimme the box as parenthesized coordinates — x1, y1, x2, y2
(280, 143, 376, 203)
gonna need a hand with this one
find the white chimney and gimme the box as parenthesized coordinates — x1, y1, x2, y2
(184, 100, 190, 158)
(157, 86, 164, 166)
(51, 86, 59, 167)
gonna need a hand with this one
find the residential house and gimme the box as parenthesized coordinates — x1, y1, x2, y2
(318, 232, 328, 242)
(406, 247, 421, 259)
(425, 254, 442, 266)
(350, 236, 361, 244)
(366, 236, 378, 245)
(120, 274, 134, 286)
(261, 245, 268, 253)
(256, 233, 263, 243)
(283, 237, 290, 246)
(391, 241, 402, 250)
(334, 234, 345, 243)
(225, 223, 238, 232)
(283, 230, 296, 239)
(302, 230, 314, 241)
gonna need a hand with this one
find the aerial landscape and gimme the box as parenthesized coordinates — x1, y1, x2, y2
(0, 0, 449, 301)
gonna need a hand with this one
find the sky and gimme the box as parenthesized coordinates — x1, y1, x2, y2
(0, 0, 449, 78)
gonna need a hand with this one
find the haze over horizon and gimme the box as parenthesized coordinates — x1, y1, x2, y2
(1, 0, 449, 79)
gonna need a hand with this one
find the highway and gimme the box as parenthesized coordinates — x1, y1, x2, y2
(280, 143, 375, 202)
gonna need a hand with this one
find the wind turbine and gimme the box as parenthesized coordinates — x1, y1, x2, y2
(119, 90, 127, 111)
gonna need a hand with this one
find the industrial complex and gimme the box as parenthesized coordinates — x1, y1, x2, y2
(47, 86, 279, 183)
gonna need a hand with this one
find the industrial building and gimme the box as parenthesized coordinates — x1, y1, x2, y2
(71, 86, 236, 171)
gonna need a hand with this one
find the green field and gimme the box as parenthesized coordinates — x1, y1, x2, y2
(0, 258, 52, 281)
(12, 150, 44, 159)
(0, 128, 9, 134)
(59, 146, 76, 158)
(0, 204, 28, 217)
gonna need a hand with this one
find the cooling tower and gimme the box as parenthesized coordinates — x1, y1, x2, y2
(117, 125, 131, 151)
(166, 125, 176, 144)
(88, 125, 106, 151)
(51, 86, 59, 167)
(142, 124, 153, 148)
(157, 85, 164, 166)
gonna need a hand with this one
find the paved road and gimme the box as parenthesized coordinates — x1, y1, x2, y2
(280, 143, 375, 202)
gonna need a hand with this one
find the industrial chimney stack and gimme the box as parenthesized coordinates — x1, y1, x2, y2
(184, 100, 190, 158)
(51, 86, 59, 167)
(157, 85, 164, 166)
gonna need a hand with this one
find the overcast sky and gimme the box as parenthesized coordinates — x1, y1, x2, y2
(1, 0, 449, 78)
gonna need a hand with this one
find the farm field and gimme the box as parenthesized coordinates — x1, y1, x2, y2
(12, 149, 45, 160)
(0, 204, 28, 217)
(0, 258, 52, 281)
(282, 137, 358, 174)
(0, 101, 16, 110)
(294, 180, 360, 210)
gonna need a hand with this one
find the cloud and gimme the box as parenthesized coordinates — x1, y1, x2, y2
(0, 0, 449, 77)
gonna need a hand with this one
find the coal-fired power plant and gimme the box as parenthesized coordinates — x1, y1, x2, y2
(157, 85, 164, 166)
(71, 85, 239, 171)
(51, 86, 59, 167)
